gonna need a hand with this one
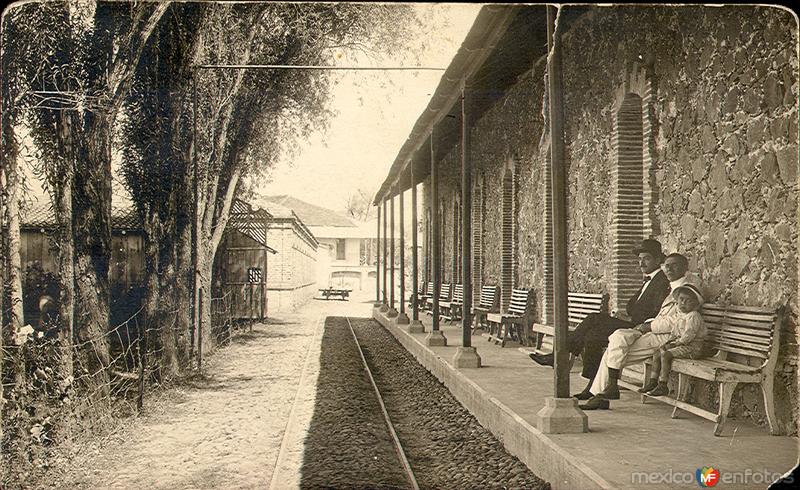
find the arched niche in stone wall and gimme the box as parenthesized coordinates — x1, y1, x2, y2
(609, 62, 658, 314)
(501, 156, 518, 310)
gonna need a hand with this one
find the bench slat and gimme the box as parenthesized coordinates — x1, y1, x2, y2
(673, 358, 762, 373)
(567, 305, 604, 316)
(724, 311, 777, 322)
(711, 343, 768, 359)
(706, 324, 772, 338)
(670, 359, 763, 383)
(723, 304, 779, 315)
(707, 328, 772, 345)
(568, 293, 606, 301)
(486, 313, 502, 323)
(720, 317, 775, 330)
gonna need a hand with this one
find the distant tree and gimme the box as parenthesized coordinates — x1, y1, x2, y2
(347, 188, 377, 222)
(345, 188, 376, 222)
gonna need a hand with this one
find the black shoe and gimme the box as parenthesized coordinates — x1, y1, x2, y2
(598, 385, 620, 400)
(573, 390, 593, 401)
(529, 352, 554, 367)
(579, 396, 610, 410)
(638, 379, 659, 393)
(647, 382, 670, 397)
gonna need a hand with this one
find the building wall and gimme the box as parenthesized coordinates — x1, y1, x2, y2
(422, 56, 549, 315)
(315, 237, 379, 290)
(266, 221, 318, 313)
(422, 5, 797, 434)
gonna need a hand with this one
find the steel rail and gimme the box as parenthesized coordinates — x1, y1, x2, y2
(345, 316, 420, 490)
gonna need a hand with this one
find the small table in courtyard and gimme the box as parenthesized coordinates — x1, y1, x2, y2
(319, 287, 352, 300)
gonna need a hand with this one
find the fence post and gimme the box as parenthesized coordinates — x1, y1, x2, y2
(197, 288, 203, 370)
(137, 315, 146, 412)
(228, 292, 233, 342)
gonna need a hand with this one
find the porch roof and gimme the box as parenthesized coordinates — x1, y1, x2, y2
(372, 5, 553, 204)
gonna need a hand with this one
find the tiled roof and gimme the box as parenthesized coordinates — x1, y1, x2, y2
(20, 201, 141, 231)
(258, 195, 356, 228)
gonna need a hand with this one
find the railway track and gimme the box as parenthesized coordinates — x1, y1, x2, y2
(345, 316, 420, 490)
(268, 314, 418, 490)
(270, 315, 548, 489)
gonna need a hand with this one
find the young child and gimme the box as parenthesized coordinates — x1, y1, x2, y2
(638, 283, 707, 396)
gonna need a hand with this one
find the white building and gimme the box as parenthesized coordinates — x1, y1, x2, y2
(258, 195, 384, 292)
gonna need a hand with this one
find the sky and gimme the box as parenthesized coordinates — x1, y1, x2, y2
(257, 3, 482, 217)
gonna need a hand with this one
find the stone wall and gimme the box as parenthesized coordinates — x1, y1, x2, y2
(421, 5, 797, 434)
(423, 60, 550, 318)
(558, 4, 798, 435)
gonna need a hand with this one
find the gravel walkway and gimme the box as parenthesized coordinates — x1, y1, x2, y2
(312, 318, 550, 489)
(45, 307, 327, 490)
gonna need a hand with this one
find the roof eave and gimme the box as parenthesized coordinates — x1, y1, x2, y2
(372, 5, 522, 206)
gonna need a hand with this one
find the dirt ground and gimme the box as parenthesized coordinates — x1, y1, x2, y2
(48, 292, 375, 490)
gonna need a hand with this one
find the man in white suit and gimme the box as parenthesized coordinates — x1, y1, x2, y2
(580, 253, 702, 410)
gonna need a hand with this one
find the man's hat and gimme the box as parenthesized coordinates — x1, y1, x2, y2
(672, 283, 704, 305)
(633, 239, 664, 258)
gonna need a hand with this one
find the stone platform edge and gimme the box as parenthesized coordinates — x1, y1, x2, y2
(373, 308, 613, 490)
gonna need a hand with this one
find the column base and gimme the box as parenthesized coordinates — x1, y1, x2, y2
(373, 301, 383, 308)
(379, 303, 389, 313)
(407, 320, 425, 333)
(395, 312, 410, 325)
(536, 397, 589, 434)
(387, 308, 399, 318)
(453, 346, 481, 368)
(425, 330, 447, 347)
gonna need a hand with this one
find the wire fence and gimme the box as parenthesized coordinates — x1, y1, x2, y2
(211, 290, 236, 346)
(1, 287, 251, 482)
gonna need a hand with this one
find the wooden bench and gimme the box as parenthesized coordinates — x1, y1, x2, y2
(319, 288, 351, 300)
(486, 288, 535, 347)
(408, 281, 428, 310)
(531, 292, 609, 355)
(425, 283, 451, 316)
(623, 303, 786, 436)
(418, 281, 434, 313)
(440, 284, 463, 323)
(472, 285, 500, 333)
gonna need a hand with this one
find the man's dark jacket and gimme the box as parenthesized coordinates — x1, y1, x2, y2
(625, 270, 670, 324)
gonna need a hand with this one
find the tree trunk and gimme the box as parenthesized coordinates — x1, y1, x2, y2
(173, 231, 193, 364)
(1, 96, 25, 392)
(54, 110, 75, 380)
(198, 254, 214, 358)
(143, 210, 179, 380)
(3, 144, 24, 335)
(71, 111, 112, 407)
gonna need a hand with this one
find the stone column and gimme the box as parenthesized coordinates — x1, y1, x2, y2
(380, 199, 389, 313)
(387, 190, 398, 318)
(375, 202, 382, 308)
(397, 187, 409, 325)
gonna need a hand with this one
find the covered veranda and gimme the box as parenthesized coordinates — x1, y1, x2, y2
(372, 309, 797, 489)
(370, 4, 798, 489)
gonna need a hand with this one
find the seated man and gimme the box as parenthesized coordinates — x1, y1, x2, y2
(530, 239, 671, 399)
(580, 253, 701, 410)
